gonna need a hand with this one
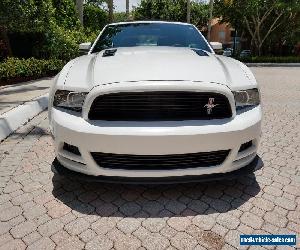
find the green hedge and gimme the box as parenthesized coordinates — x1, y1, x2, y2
(0, 57, 64, 82)
(239, 56, 300, 63)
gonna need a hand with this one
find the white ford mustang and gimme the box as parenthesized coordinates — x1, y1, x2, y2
(49, 21, 262, 183)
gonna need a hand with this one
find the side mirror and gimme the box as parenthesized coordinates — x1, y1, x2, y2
(209, 42, 222, 51)
(79, 42, 91, 53)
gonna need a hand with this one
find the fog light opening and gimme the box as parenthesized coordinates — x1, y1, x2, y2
(238, 140, 253, 152)
(63, 143, 81, 156)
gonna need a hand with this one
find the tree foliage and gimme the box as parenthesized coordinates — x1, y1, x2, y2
(84, 4, 108, 32)
(86, 0, 107, 8)
(114, 12, 129, 23)
(133, 0, 209, 28)
(0, 0, 54, 32)
(190, 2, 209, 28)
(214, 0, 300, 55)
(52, 0, 82, 29)
(0, 0, 83, 32)
(0, 0, 104, 60)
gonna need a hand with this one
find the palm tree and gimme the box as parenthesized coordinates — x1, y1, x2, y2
(187, 0, 191, 23)
(126, 0, 130, 19)
(76, 0, 84, 25)
(107, 0, 114, 23)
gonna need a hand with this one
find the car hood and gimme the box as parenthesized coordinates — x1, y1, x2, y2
(63, 46, 257, 91)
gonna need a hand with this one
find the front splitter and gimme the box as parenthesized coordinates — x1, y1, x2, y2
(51, 155, 263, 184)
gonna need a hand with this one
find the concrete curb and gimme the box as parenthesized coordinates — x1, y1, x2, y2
(0, 94, 49, 141)
(246, 63, 300, 67)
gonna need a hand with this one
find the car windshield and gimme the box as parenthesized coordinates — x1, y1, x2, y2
(91, 22, 212, 53)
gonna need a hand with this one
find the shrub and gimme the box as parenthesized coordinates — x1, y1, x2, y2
(42, 21, 98, 61)
(239, 56, 300, 63)
(0, 57, 64, 82)
(1, 0, 98, 62)
(42, 23, 84, 61)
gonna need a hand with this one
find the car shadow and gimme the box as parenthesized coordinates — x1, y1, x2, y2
(51, 166, 261, 218)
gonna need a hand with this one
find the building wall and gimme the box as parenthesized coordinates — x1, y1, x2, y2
(210, 21, 233, 46)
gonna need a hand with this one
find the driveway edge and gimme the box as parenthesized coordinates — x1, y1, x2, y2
(246, 63, 300, 67)
(0, 94, 49, 141)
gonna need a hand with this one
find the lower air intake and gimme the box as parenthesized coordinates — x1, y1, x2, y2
(91, 150, 230, 170)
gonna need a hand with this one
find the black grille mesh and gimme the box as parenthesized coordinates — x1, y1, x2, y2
(88, 91, 232, 121)
(91, 150, 230, 170)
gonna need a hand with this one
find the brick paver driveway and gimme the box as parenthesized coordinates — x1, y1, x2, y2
(0, 67, 299, 249)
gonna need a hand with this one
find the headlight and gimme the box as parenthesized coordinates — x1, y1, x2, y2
(233, 88, 260, 111)
(53, 90, 88, 112)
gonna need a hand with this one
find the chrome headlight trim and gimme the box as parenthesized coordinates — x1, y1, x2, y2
(53, 90, 88, 112)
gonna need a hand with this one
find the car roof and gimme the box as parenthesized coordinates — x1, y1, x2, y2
(109, 20, 192, 26)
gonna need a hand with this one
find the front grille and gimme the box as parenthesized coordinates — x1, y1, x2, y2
(91, 150, 230, 170)
(88, 91, 232, 121)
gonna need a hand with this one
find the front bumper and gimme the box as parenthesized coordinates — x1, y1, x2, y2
(50, 103, 262, 178)
(52, 155, 263, 184)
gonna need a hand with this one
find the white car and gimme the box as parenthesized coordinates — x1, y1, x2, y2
(49, 21, 262, 183)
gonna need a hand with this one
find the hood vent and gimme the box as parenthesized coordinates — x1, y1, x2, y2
(102, 49, 117, 57)
(192, 49, 209, 57)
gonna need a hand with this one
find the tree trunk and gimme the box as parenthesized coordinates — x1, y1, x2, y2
(258, 44, 262, 56)
(0, 26, 12, 57)
(126, 0, 129, 19)
(107, 0, 114, 23)
(207, 0, 214, 41)
(76, 0, 84, 25)
(187, 0, 191, 23)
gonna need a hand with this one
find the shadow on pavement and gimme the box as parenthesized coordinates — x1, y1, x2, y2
(0, 122, 50, 142)
(51, 164, 261, 218)
(0, 76, 53, 89)
(0, 86, 49, 96)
